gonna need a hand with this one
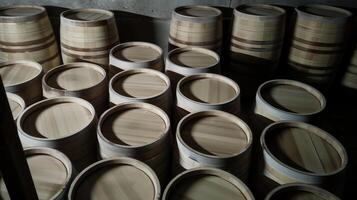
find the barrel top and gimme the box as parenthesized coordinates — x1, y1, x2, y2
(178, 111, 252, 157)
(18, 97, 95, 140)
(61, 8, 114, 25)
(44, 62, 106, 92)
(69, 158, 160, 200)
(100, 103, 169, 147)
(0, 60, 42, 87)
(168, 47, 219, 69)
(173, 5, 222, 22)
(262, 121, 348, 176)
(111, 69, 169, 99)
(111, 42, 162, 63)
(0, 5, 46, 22)
(258, 79, 325, 115)
(178, 73, 239, 105)
(235, 4, 285, 17)
(6, 92, 25, 120)
(296, 4, 351, 20)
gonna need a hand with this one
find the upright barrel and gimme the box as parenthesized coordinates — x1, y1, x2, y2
(0, 5, 61, 71)
(109, 42, 163, 77)
(17, 97, 98, 171)
(42, 62, 108, 115)
(60, 8, 119, 70)
(169, 5, 222, 52)
(287, 5, 351, 87)
(6, 92, 25, 121)
(341, 49, 357, 89)
(0, 60, 43, 105)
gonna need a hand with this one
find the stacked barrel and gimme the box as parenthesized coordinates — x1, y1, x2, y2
(341, 48, 357, 90)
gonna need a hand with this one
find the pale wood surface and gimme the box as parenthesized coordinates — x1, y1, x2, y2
(113, 72, 167, 98)
(180, 77, 236, 104)
(101, 107, 166, 146)
(7, 95, 23, 120)
(266, 127, 341, 173)
(261, 84, 322, 114)
(22, 102, 92, 139)
(46, 66, 104, 91)
(168, 174, 246, 200)
(239, 5, 283, 16)
(64, 10, 111, 21)
(0, 6, 42, 16)
(181, 115, 248, 156)
(113, 45, 160, 62)
(74, 165, 155, 200)
(300, 6, 349, 18)
(0, 63, 40, 86)
(176, 6, 220, 18)
(170, 49, 218, 68)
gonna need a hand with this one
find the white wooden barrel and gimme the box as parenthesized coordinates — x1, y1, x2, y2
(175, 73, 240, 122)
(0, 147, 73, 200)
(165, 47, 220, 88)
(42, 62, 108, 115)
(109, 68, 172, 114)
(6, 92, 25, 121)
(0, 60, 43, 105)
(109, 41, 163, 77)
(17, 97, 98, 171)
(60, 8, 119, 70)
(265, 183, 341, 200)
(169, 5, 222, 52)
(260, 121, 347, 194)
(0, 5, 61, 71)
(163, 167, 254, 200)
(254, 79, 326, 122)
(68, 158, 160, 200)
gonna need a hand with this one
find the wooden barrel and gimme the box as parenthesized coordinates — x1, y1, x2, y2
(165, 47, 220, 88)
(17, 97, 98, 171)
(175, 73, 240, 122)
(60, 8, 119, 70)
(109, 41, 163, 77)
(169, 5, 222, 52)
(0, 147, 73, 200)
(97, 102, 171, 183)
(68, 158, 160, 200)
(6, 92, 25, 121)
(163, 167, 254, 200)
(0, 60, 43, 105)
(254, 79, 326, 122)
(174, 110, 252, 181)
(109, 68, 172, 114)
(258, 121, 347, 195)
(265, 183, 341, 200)
(0, 5, 61, 71)
(341, 49, 357, 89)
(42, 62, 108, 115)
(287, 5, 351, 85)
(230, 4, 285, 64)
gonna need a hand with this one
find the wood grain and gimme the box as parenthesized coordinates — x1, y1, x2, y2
(6, 92, 25, 120)
(170, 49, 218, 68)
(114, 44, 160, 62)
(0, 62, 40, 86)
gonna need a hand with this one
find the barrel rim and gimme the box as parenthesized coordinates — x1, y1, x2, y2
(6, 92, 26, 119)
(68, 157, 161, 200)
(17, 97, 96, 142)
(0, 60, 43, 89)
(61, 8, 114, 24)
(97, 102, 170, 149)
(234, 4, 286, 18)
(110, 68, 171, 100)
(265, 183, 341, 200)
(0, 5, 47, 22)
(42, 62, 107, 97)
(177, 73, 240, 107)
(172, 5, 222, 22)
(261, 121, 348, 177)
(176, 110, 252, 160)
(256, 79, 326, 116)
(295, 4, 352, 20)
(162, 167, 254, 200)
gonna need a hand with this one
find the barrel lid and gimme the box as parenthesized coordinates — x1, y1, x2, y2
(235, 4, 285, 17)
(296, 4, 351, 22)
(0, 60, 42, 87)
(262, 121, 348, 176)
(173, 5, 222, 22)
(169, 47, 219, 69)
(69, 158, 160, 200)
(0, 5, 46, 22)
(111, 42, 162, 63)
(18, 97, 95, 140)
(61, 8, 114, 25)
(6, 92, 25, 120)
(178, 73, 239, 105)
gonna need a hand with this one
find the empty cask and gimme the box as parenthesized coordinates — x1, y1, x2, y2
(0, 60, 43, 105)
(175, 73, 240, 122)
(169, 5, 222, 52)
(6, 92, 25, 121)
(17, 97, 98, 171)
(165, 47, 220, 88)
(60, 8, 119, 70)
(174, 110, 252, 181)
(0, 5, 61, 71)
(163, 167, 254, 200)
(109, 68, 172, 114)
(0, 147, 73, 200)
(341, 49, 357, 90)
(109, 41, 163, 77)
(68, 158, 161, 200)
(42, 62, 108, 115)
